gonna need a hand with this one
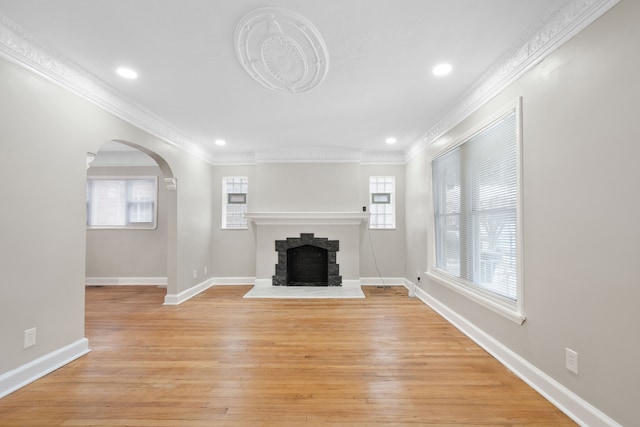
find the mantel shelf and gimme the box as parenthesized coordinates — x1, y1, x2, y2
(245, 212, 369, 226)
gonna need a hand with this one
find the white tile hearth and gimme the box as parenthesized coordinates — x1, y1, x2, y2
(243, 286, 365, 299)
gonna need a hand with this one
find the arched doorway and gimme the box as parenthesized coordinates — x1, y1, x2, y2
(85, 140, 177, 298)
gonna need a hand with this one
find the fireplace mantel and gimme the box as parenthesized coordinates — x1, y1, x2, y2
(245, 212, 369, 226)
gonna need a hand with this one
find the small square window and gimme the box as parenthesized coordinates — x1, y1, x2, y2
(228, 193, 247, 204)
(372, 193, 391, 204)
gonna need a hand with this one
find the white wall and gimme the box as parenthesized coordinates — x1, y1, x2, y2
(223, 162, 408, 283)
(0, 55, 215, 380)
(359, 164, 406, 279)
(254, 162, 360, 212)
(405, 2, 638, 425)
(6, 2, 634, 422)
(211, 165, 257, 279)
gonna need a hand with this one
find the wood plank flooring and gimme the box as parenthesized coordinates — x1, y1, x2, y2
(0, 285, 575, 426)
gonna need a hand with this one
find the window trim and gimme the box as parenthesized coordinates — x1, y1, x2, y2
(426, 97, 525, 324)
(86, 176, 158, 230)
(222, 176, 248, 230)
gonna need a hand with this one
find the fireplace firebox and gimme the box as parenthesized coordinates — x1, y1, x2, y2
(273, 233, 341, 286)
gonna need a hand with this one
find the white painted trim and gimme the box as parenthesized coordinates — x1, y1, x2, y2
(412, 285, 622, 427)
(245, 212, 369, 226)
(0, 338, 90, 399)
(426, 271, 525, 325)
(403, 0, 621, 164)
(163, 278, 215, 305)
(85, 277, 167, 286)
(424, 98, 526, 325)
(159, 277, 257, 305)
(0, 1, 619, 165)
(0, 15, 214, 164)
(211, 277, 256, 286)
(359, 277, 406, 286)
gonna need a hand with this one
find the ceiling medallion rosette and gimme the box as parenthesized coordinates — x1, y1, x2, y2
(235, 8, 329, 93)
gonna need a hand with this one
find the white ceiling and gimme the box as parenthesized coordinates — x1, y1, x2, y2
(0, 0, 567, 163)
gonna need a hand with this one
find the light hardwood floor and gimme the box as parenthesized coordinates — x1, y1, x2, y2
(0, 285, 575, 426)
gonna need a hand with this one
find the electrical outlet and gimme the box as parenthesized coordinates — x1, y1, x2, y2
(24, 328, 36, 348)
(565, 348, 579, 375)
(193, 269, 197, 279)
(204, 266, 208, 274)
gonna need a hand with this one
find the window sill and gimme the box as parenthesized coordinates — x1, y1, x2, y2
(426, 270, 525, 325)
(87, 225, 157, 230)
(368, 227, 397, 230)
(221, 226, 249, 230)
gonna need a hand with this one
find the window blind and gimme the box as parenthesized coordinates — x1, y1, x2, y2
(87, 177, 157, 228)
(433, 111, 518, 301)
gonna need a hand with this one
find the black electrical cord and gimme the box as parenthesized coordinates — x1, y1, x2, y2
(367, 226, 387, 289)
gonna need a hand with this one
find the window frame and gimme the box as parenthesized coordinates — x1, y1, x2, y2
(86, 176, 158, 230)
(368, 176, 396, 230)
(222, 176, 249, 230)
(426, 98, 525, 324)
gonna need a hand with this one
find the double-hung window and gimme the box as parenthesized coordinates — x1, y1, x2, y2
(87, 177, 157, 229)
(430, 100, 523, 322)
(369, 176, 396, 229)
(222, 176, 248, 229)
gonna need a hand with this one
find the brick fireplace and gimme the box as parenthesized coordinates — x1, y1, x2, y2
(245, 212, 368, 287)
(273, 233, 341, 286)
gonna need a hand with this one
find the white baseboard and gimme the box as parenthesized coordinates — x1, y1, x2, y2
(0, 338, 90, 399)
(211, 277, 256, 286)
(359, 277, 406, 286)
(163, 278, 215, 305)
(86, 277, 167, 286)
(163, 278, 259, 304)
(411, 284, 621, 427)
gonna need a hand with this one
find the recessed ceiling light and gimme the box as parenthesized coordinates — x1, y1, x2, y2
(432, 63, 452, 76)
(215, 139, 226, 146)
(116, 67, 138, 79)
(385, 137, 397, 145)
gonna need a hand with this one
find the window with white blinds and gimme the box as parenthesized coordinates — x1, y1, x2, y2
(222, 176, 248, 229)
(87, 177, 157, 229)
(431, 106, 521, 315)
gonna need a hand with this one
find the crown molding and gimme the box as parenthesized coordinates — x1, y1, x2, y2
(0, 1, 619, 166)
(255, 147, 363, 163)
(0, 12, 402, 165)
(403, 0, 621, 163)
(211, 151, 257, 166)
(0, 14, 214, 165)
(215, 148, 405, 165)
(360, 151, 405, 165)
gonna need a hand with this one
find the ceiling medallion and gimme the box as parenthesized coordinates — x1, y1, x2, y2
(235, 8, 329, 93)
